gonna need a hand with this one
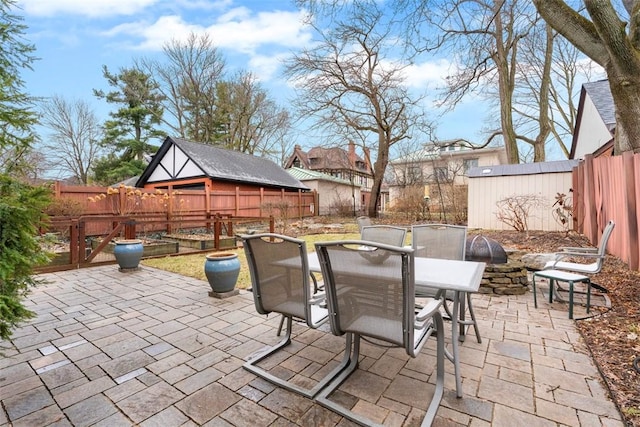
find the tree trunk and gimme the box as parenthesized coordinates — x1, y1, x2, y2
(608, 71, 640, 154)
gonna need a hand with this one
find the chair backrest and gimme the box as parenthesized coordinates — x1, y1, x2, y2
(241, 233, 315, 326)
(597, 220, 616, 256)
(361, 225, 407, 247)
(411, 224, 467, 260)
(315, 240, 425, 356)
(356, 216, 372, 232)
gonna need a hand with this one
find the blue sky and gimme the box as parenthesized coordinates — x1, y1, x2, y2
(18, 0, 501, 151)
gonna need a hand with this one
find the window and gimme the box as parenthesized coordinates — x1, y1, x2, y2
(463, 158, 479, 174)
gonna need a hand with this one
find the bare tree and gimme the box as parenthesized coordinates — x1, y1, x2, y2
(137, 33, 226, 143)
(284, 5, 430, 217)
(40, 95, 104, 184)
(215, 72, 292, 156)
(534, 0, 640, 155)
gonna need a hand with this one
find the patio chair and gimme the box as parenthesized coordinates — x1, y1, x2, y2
(412, 224, 481, 343)
(543, 219, 615, 275)
(360, 225, 407, 247)
(356, 216, 372, 232)
(314, 240, 446, 427)
(240, 233, 350, 398)
(535, 220, 615, 315)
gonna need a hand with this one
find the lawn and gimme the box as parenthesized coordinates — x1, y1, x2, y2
(142, 232, 360, 289)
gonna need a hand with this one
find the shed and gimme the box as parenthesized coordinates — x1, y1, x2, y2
(467, 160, 579, 231)
(287, 167, 361, 215)
(136, 136, 309, 192)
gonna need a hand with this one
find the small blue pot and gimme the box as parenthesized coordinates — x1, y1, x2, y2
(204, 253, 240, 293)
(113, 239, 143, 270)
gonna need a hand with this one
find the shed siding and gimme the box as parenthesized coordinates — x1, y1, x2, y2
(468, 172, 574, 231)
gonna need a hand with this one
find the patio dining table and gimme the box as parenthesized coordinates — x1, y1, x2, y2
(306, 251, 486, 398)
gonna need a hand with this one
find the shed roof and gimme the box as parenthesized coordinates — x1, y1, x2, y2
(137, 137, 309, 191)
(467, 159, 579, 178)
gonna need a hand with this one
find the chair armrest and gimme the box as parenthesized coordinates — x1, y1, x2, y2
(309, 292, 326, 305)
(558, 246, 598, 253)
(415, 299, 443, 329)
(554, 251, 603, 260)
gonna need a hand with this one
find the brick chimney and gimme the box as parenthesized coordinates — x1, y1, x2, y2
(348, 141, 356, 168)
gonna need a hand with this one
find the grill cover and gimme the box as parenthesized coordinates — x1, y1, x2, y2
(465, 235, 508, 264)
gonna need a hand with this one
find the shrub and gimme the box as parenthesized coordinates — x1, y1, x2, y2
(0, 175, 51, 340)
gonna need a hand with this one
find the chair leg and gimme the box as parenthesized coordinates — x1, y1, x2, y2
(244, 316, 351, 399)
(276, 314, 285, 336)
(532, 274, 538, 308)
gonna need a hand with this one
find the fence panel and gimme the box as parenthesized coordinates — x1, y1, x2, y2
(573, 153, 640, 270)
(50, 182, 316, 235)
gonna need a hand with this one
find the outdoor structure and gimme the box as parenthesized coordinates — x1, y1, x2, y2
(137, 136, 309, 192)
(570, 79, 615, 159)
(386, 139, 507, 208)
(467, 159, 579, 231)
(286, 167, 361, 215)
(285, 142, 380, 212)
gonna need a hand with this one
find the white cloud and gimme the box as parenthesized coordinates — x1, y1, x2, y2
(402, 59, 452, 89)
(18, 0, 160, 18)
(247, 53, 289, 82)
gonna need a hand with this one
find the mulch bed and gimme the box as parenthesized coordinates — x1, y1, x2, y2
(479, 230, 640, 426)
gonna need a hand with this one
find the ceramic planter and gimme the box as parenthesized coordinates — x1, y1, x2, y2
(113, 239, 143, 271)
(204, 253, 240, 296)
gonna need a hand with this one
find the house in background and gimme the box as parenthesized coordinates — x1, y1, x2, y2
(386, 139, 507, 206)
(285, 142, 381, 213)
(287, 167, 361, 215)
(137, 136, 309, 192)
(570, 79, 615, 159)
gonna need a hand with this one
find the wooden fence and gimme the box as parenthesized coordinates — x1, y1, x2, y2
(39, 214, 276, 273)
(49, 181, 318, 236)
(572, 152, 639, 270)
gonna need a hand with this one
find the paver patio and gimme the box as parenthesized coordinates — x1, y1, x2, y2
(0, 265, 624, 426)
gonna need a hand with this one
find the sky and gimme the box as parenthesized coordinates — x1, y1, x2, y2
(17, 0, 495, 152)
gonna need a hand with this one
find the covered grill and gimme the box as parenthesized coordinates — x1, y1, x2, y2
(465, 235, 508, 264)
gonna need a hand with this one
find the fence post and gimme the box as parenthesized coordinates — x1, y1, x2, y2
(119, 185, 126, 215)
(269, 216, 275, 233)
(124, 219, 136, 240)
(260, 188, 264, 217)
(70, 219, 79, 266)
(214, 215, 221, 249)
(78, 219, 86, 263)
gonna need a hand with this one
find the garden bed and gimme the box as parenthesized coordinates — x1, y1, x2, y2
(90, 238, 179, 257)
(163, 233, 237, 250)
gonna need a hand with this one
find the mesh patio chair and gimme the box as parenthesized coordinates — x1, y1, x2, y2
(412, 224, 481, 343)
(356, 216, 372, 232)
(543, 219, 615, 275)
(314, 240, 446, 427)
(240, 233, 350, 398)
(360, 225, 407, 247)
(534, 220, 615, 315)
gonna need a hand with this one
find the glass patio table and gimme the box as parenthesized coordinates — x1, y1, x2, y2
(307, 251, 486, 398)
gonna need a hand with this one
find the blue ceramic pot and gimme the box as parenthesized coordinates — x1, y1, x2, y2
(113, 239, 143, 270)
(204, 253, 240, 293)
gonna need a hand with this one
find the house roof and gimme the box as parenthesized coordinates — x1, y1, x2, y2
(137, 137, 309, 191)
(287, 166, 354, 186)
(570, 80, 615, 159)
(467, 160, 579, 178)
(391, 139, 503, 164)
(285, 143, 372, 175)
(583, 80, 616, 131)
